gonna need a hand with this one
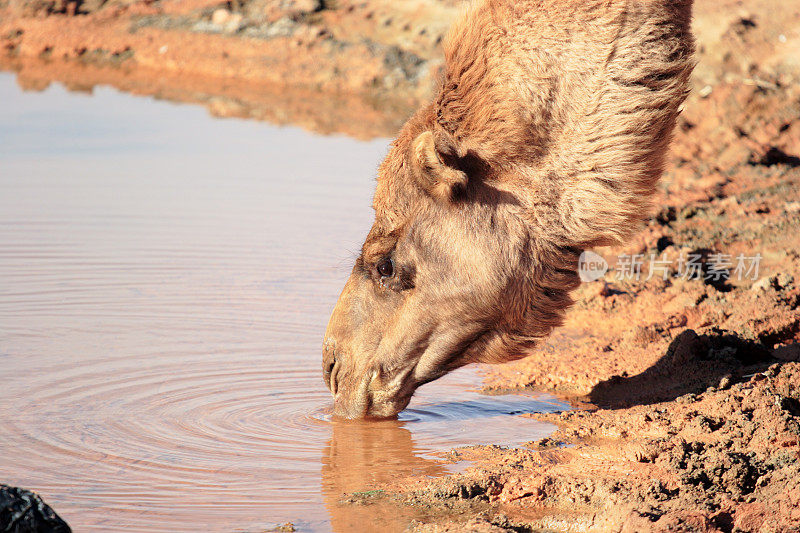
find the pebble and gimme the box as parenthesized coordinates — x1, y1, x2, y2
(751, 276, 773, 292)
(211, 8, 231, 26)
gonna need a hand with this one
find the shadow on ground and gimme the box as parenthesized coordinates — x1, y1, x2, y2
(589, 328, 798, 409)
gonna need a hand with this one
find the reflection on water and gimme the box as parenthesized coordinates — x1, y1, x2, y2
(321, 378, 566, 531)
(0, 72, 567, 532)
(0, 56, 413, 140)
(322, 418, 442, 531)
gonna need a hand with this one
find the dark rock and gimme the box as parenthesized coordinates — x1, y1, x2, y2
(0, 485, 71, 533)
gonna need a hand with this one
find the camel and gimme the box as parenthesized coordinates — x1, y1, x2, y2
(323, 0, 695, 418)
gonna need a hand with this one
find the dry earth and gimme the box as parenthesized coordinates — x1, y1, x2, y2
(2, 0, 800, 531)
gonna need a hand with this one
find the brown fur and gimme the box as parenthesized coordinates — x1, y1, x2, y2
(324, 0, 695, 418)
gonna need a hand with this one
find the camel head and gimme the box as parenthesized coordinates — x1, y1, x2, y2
(324, 121, 580, 418)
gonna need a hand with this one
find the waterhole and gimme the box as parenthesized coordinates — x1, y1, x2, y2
(0, 72, 567, 532)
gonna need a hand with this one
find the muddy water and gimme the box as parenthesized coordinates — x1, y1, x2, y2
(0, 72, 567, 532)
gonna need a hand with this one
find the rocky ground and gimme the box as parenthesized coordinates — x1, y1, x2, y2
(2, 0, 799, 531)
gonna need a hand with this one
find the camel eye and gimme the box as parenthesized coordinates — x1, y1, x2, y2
(376, 258, 394, 278)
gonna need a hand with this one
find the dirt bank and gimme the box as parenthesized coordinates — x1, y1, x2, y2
(390, 362, 800, 532)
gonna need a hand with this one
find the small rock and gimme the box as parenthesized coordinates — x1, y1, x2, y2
(265, 17, 300, 38)
(668, 329, 702, 366)
(677, 392, 698, 404)
(211, 8, 230, 26)
(752, 273, 794, 292)
(632, 442, 660, 462)
(0, 485, 71, 533)
(775, 273, 794, 289)
(283, 0, 322, 13)
(699, 84, 713, 98)
(192, 20, 222, 33)
(765, 363, 781, 377)
(750, 276, 773, 292)
(268, 523, 296, 533)
(734, 502, 767, 531)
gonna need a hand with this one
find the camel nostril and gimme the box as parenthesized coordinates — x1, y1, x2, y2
(322, 341, 337, 392)
(328, 360, 340, 396)
(323, 359, 335, 388)
(322, 337, 341, 395)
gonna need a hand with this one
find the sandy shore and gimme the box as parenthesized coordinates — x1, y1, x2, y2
(2, 0, 799, 530)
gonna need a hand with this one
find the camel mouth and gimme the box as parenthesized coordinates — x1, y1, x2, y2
(329, 407, 400, 422)
(332, 375, 416, 420)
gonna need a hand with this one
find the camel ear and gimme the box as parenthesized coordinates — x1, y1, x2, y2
(410, 130, 467, 201)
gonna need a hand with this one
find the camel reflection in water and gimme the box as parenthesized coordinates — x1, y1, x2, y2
(321, 417, 444, 531)
(319, 386, 568, 531)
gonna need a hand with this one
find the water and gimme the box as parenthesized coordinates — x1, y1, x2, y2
(0, 72, 568, 532)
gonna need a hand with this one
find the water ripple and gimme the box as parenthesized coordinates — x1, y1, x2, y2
(0, 74, 568, 533)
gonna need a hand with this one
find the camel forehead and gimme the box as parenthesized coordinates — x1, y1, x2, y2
(365, 165, 427, 261)
(360, 223, 401, 266)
